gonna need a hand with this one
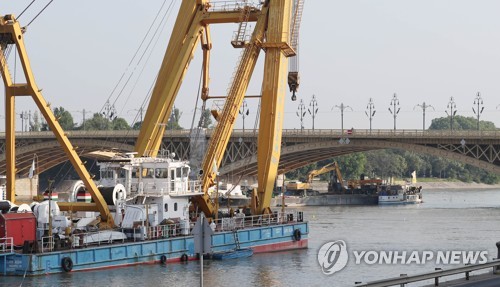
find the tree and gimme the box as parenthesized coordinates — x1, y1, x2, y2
(41, 107, 74, 131)
(429, 115, 496, 130)
(132, 121, 142, 130)
(166, 107, 183, 130)
(112, 117, 131, 130)
(199, 108, 213, 128)
(80, 113, 130, 130)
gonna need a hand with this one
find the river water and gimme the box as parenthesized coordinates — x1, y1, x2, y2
(4, 188, 500, 287)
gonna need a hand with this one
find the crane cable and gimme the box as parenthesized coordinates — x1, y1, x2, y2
(26, 0, 54, 27)
(17, 0, 37, 20)
(51, 0, 171, 182)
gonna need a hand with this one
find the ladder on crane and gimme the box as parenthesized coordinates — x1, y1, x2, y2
(231, 4, 252, 48)
(288, 0, 305, 101)
(289, 0, 304, 52)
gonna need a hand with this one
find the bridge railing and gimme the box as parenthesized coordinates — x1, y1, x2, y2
(2, 129, 500, 139)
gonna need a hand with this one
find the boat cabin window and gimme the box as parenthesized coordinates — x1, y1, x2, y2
(131, 168, 140, 178)
(118, 168, 127, 179)
(182, 167, 189, 178)
(144, 168, 154, 178)
(164, 203, 168, 212)
(101, 169, 114, 179)
(176, 168, 182, 178)
(155, 168, 168, 178)
(174, 202, 178, 211)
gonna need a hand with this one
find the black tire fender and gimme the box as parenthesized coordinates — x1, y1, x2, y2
(293, 228, 302, 241)
(61, 257, 73, 272)
(180, 253, 188, 262)
(160, 255, 167, 264)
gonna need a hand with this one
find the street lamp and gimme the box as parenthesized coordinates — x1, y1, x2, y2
(332, 103, 352, 133)
(414, 102, 434, 131)
(472, 92, 484, 131)
(365, 98, 376, 132)
(238, 100, 249, 131)
(296, 99, 306, 130)
(445, 97, 457, 131)
(388, 93, 400, 131)
(308, 95, 319, 130)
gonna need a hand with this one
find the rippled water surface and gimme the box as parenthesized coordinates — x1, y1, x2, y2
(4, 189, 500, 287)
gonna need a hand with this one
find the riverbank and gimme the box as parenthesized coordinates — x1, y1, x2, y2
(310, 181, 500, 191)
(418, 181, 500, 190)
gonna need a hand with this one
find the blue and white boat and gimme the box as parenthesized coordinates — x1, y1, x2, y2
(378, 185, 423, 205)
(0, 153, 308, 276)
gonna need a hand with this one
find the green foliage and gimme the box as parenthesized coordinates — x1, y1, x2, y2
(132, 121, 142, 130)
(166, 108, 183, 130)
(429, 115, 496, 130)
(80, 113, 130, 130)
(199, 108, 213, 128)
(41, 107, 75, 131)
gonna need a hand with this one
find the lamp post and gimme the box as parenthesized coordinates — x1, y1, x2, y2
(332, 103, 352, 133)
(388, 93, 400, 131)
(414, 102, 434, 131)
(472, 92, 484, 131)
(296, 99, 306, 130)
(308, 95, 318, 130)
(238, 100, 249, 132)
(365, 98, 376, 132)
(445, 97, 457, 131)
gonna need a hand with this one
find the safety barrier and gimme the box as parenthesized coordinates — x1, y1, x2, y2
(0, 237, 13, 254)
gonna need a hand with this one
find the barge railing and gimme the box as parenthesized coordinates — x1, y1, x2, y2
(0, 237, 13, 254)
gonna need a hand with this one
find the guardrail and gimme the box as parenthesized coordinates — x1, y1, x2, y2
(211, 210, 303, 232)
(0, 237, 13, 254)
(355, 259, 500, 287)
(2, 129, 500, 139)
(41, 236, 54, 253)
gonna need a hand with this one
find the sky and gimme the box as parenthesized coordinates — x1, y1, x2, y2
(2, 0, 500, 132)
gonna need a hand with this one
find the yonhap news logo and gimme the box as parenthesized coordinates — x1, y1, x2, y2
(317, 240, 488, 276)
(317, 240, 349, 275)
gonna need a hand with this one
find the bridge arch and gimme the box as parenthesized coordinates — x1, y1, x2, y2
(219, 140, 500, 177)
(0, 139, 134, 176)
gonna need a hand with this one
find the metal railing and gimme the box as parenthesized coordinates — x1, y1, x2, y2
(0, 237, 13, 254)
(3, 129, 500, 139)
(40, 236, 54, 253)
(355, 259, 500, 287)
(207, 1, 262, 13)
(211, 210, 302, 232)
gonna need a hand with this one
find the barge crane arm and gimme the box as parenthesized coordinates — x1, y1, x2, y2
(307, 162, 342, 184)
(134, 0, 298, 217)
(0, 14, 114, 228)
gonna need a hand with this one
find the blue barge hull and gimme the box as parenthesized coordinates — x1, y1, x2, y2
(0, 222, 308, 276)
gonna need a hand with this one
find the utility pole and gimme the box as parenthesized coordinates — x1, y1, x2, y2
(414, 102, 434, 131)
(472, 92, 484, 131)
(308, 94, 318, 130)
(296, 99, 306, 130)
(445, 97, 457, 131)
(332, 103, 352, 133)
(19, 111, 29, 132)
(28, 110, 32, 131)
(75, 109, 90, 130)
(365, 98, 376, 132)
(238, 100, 249, 131)
(388, 93, 400, 131)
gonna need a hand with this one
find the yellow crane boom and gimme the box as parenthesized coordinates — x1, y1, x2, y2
(135, 0, 297, 217)
(0, 15, 114, 227)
